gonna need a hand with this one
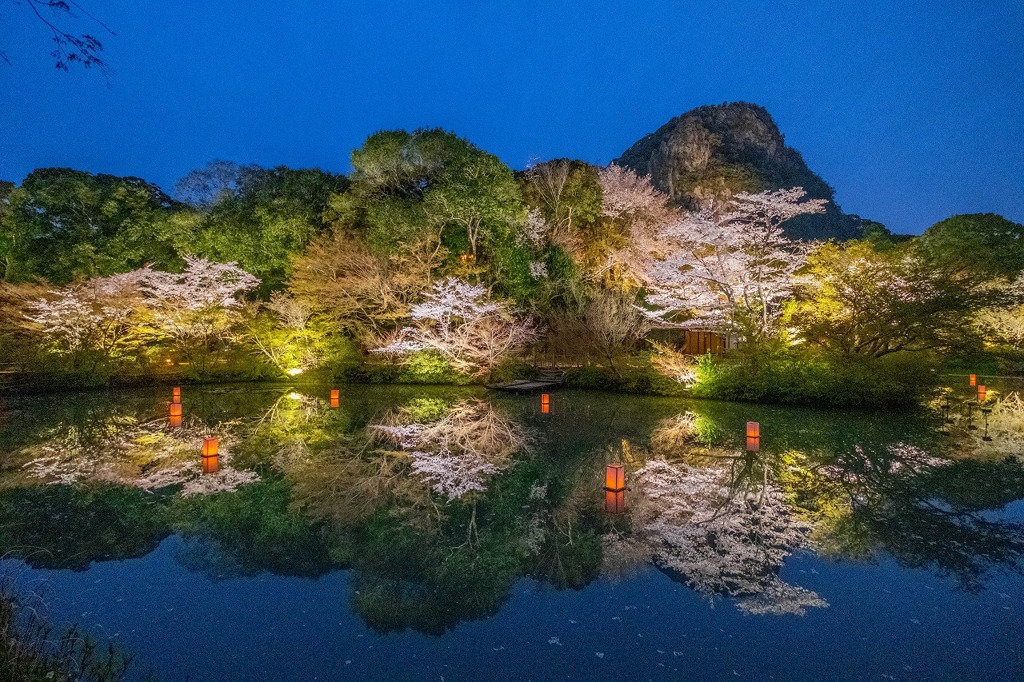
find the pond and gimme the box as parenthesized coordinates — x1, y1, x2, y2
(0, 384, 1022, 681)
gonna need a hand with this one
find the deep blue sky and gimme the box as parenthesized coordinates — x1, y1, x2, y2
(1, 0, 1022, 234)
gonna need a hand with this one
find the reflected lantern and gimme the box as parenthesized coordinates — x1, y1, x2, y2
(969, 374, 977, 387)
(605, 463, 625, 492)
(201, 437, 219, 474)
(169, 402, 183, 427)
(330, 389, 340, 409)
(746, 421, 761, 452)
(604, 488, 626, 514)
(171, 386, 181, 403)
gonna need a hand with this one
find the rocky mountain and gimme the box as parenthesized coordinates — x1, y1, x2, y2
(615, 102, 867, 240)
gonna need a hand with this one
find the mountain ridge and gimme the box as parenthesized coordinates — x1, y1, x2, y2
(615, 102, 867, 240)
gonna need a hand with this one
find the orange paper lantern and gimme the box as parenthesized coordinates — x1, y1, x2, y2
(604, 488, 626, 514)
(169, 403, 183, 418)
(746, 421, 761, 452)
(169, 415, 182, 428)
(171, 386, 181, 403)
(969, 374, 977, 387)
(605, 463, 626, 492)
(540, 393, 550, 414)
(201, 437, 219, 475)
(330, 389, 340, 408)
(978, 385, 987, 402)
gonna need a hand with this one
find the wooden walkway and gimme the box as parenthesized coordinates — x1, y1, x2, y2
(488, 369, 565, 393)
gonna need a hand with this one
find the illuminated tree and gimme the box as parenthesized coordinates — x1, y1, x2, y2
(20, 269, 154, 360)
(618, 188, 825, 340)
(789, 241, 996, 356)
(372, 277, 539, 376)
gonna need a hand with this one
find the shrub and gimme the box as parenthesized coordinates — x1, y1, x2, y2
(691, 346, 938, 408)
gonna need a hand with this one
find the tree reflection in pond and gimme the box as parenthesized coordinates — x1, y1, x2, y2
(624, 448, 826, 615)
(372, 398, 530, 501)
(0, 386, 1022, 639)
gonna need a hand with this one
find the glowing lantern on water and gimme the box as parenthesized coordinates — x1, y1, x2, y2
(171, 386, 181, 403)
(201, 437, 219, 474)
(978, 385, 987, 402)
(604, 488, 626, 514)
(540, 393, 550, 414)
(169, 402, 183, 427)
(969, 374, 977, 387)
(605, 463, 625, 492)
(746, 421, 761, 452)
(330, 389, 340, 408)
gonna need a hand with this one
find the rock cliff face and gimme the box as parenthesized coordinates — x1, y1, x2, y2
(615, 102, 865, 240)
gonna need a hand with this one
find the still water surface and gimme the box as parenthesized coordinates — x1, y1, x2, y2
(0, 385, 1021, 680)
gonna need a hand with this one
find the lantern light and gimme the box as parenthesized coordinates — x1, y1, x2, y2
(169, 402, 183, 418)
(201, 437, 219, 475)
(540, 393, 550, 414)
(978, 385, 987, 402)
(330, 389, 340, 408)
(604, 488, 626, 514)
(287, 368, 303, 377)
(746, 421, 761, 452)
(169, 415, 182, 428)
(969, 374, 977, 387)
(171, 386, 181, 403)
(605, 463, 626, 492)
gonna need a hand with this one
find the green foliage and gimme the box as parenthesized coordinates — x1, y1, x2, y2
(185, 166, 344, 292)
(397, 350, 472, 385)
(691, 345, 938, 407)
(0, 169, 186, 283)
(788, 240, 990, 358)
(1, 580, 131, 682)
(337, 129, 526, 261)
(0, 484, 170, 570)
(171, 479, 333, 578)
(917, 213, 1024, 279)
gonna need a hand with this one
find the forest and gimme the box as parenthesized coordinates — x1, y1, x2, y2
(2, 128, 1023, 407)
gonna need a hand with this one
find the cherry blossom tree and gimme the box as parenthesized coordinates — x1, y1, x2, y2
(598, 164, 673, 230)
(371, 277, 539, 376)
(18, 257, 258, 370)
(21, 269, 155, 360)
(140, 256, 259, 364)
(616, 188, 826, 340)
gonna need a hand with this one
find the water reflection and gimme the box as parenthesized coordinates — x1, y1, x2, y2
(0, 386, 1022, 634)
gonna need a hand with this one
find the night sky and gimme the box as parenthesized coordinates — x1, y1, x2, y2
(1, 0, 1021, 234)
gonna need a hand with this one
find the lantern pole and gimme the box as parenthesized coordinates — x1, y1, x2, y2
(981, 406, 993, 442)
